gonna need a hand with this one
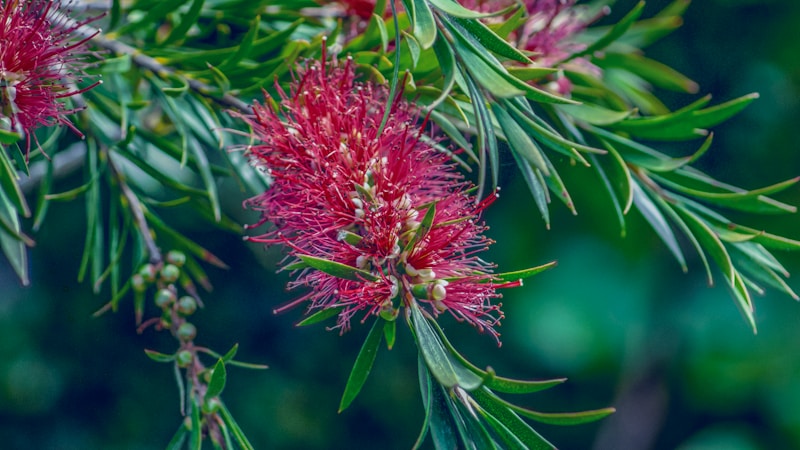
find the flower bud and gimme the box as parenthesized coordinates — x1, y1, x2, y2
(166, 250, 186, 267)
(202, 397, 222, 415)
(176, 350, 194, 368)
(131, 274, 147, 293)
(177, 296, 198, 316)
(155, 288, 176, 309)
(160, 264, 180, 283)
(177, 322, 197, 342)
(138, 264, 157, 283)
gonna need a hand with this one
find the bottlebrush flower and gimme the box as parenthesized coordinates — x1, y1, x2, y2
(0, 0, 101, 146)
(235, 44, 514, 341)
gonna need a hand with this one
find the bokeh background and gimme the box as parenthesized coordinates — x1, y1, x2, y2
(1, 0, 799, 448)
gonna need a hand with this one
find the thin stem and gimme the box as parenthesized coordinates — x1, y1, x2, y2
(70, 19, 252, 113)
(107, 151, 162, 263)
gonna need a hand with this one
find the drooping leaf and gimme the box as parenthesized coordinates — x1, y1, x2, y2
(297, 255, 379, 282)
(339, 319, 385, 412)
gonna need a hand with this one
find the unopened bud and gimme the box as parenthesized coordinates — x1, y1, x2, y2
(177, 322, 197, 342)
(160, 264, 180, 283)
(155, 288, 176, 309)
(177, 296, 198, 316)
(166, 250, 186, 267)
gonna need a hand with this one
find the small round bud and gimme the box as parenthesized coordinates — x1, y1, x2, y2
(177, 296, 198, 316)
(138, 264, 157, 283)
(166, 250, 186, 267)
(177, 322, 197, 342)
(131, 274, 147, 293)
(160, 264, 180, 283)
(176, 350, 194, 368)
(155, 289, 176, 309)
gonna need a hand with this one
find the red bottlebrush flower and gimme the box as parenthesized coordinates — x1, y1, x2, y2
(234, 43, 509, 341)
(0, 0, 101, 147)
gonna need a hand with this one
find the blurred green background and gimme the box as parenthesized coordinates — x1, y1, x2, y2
(1, 0, 799, 448)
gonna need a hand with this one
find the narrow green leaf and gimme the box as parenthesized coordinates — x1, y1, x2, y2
(144, 349, 176, 363)
(429, 382, 462, 449)
(161, 0, 205, 46)
(113, 0, 188, 36)
(189, 396, 202, 450)
(404, 203, 436, 252)
(410, 0, 437, 49)
(492, 261, 557, 284)
(0, 129, 22, 145)
(297, 307, 344, 327)
(384, 319, 397, 350)
(557, 103, 631, 126)
(472, 388, 555, 450)
(509, 404, 617, 426)
(219, 402, 255, 450)
(0, 147, 30, 217)
(339, 319, 385, 412)
(429, 0, 511, 18)
(492, 103, 549, 176)
(659, 176, 799, 214)
(632, 181, 687, 272)
(601, 51, 699, 94)
(297, 255, 379, 282)
(474, 401, 528, 450)
(410, 303, 483, 390)
(221, 344, 239, 363)
(413, 357, 434, 450)
(510, 150, 550, 227)
(449, 14, 530, 63)
(205, 359, 227, 400)
(673, 203, 735, 284)
(429, 36, 459, 111)
(166, 422, 189, 450)
(572, 1, 645, 60)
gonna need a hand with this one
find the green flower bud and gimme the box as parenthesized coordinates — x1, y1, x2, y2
(176, 350, 194, 368)
(160, 264, 180, 283)
(166, 250, 186, 267)
(177, 322, 197, 342)
(138, 264, 157, 283)
(155, 288, 176, 309)
(177, 296, 198, 316)
(131, 274, 147, 293)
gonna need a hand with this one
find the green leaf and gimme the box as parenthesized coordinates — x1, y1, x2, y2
(572, 1, 645, 60)
(144, 349, 176, 363)
(429, 0, 510, 18)
(296, 307, 344, 327)
(189, 396, 202, 450)
(160, 0, 205, 46)
(472, 388, 555, 450)
(205, 359, 227, 400)
(492, 102, 549, 176)
(113, 0, 188, 36)
(384, 319, 397, 350)
(0, 129, 22, 144)
(166, 422, 189, 450)
(0, 147, 30, 217)
(491, 261, 557, 284)
(474, 402, 528, 450)
(557, 103, 631, 126)
(429, 36, 458, 111)
(413, 356, 434, 450)
(599, 52, 698, 94)
(448, 14, 530, 63)
(410, 0, 437, 49)
(297, 255, 379, 282)
(429, 381, 462, 449)
(219, 402, 255, 450)
(404, 203, 436, 252)
(632, 181, 687, 272)
(658, 176, 799, 214)
(410, 303, 484, 390)
(510, 150, 550, 227)
(339, 319, 385, 412)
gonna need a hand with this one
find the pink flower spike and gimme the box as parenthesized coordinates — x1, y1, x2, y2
(0, 0, 102, 152)
(233, 48, 514, 343)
